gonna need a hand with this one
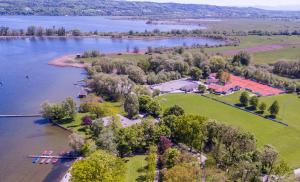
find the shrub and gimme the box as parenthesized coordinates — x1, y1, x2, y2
(146, 146, 158, 181)
(81, 116, 93, 126)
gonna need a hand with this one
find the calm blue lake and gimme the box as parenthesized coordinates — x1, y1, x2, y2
(0, 18, 222, 182)
(0, 16, 203, 32)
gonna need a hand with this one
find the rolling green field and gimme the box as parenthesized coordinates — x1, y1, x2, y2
(125, 155, 148, 182)
(198, 35, 300, 64)
(252, 45, 300, 64)
(157, 93, 300, 168)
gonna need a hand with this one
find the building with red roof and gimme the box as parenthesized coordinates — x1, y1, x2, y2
(207, 74, 285, 96)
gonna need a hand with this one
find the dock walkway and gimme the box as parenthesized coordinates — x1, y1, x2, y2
(0, 114, 41, 118)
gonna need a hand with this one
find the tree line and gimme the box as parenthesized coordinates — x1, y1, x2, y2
(64, 102, 290, 181)
(273, 60, 300, 79)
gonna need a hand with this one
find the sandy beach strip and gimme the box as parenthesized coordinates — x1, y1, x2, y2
(48, 55, 87, 68)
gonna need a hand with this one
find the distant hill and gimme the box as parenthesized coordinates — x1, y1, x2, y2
(1, 0, 300, 18)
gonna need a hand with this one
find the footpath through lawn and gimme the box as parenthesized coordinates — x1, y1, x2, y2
(157, 93, 300, 168)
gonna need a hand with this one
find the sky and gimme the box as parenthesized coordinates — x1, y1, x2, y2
(128, 0, 300, 8)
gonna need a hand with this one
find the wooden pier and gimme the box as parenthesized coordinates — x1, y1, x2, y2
(28, 155, 77, 159)
(0, 114, 42, 118)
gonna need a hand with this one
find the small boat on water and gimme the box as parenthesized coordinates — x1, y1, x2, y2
(48, 150, 53, 155)
(42, 150, 48, 155)
(52, 158, 59, 164)
(40, 158, 46, 164)
(32, 157, 39, 163)
(45, 158, 52, 164)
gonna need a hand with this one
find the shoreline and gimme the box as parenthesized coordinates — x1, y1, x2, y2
(0, 34, 228, 41)
(48, 55, 87, 68)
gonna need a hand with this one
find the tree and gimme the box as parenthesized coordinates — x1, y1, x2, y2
(261, 145, 279, 179)
(41, 102, 65, 121)
(41, 97, 77, 121)
(162, 163, 201, 182)
(249, 96, 259, 110)
(90, 103, 105, 118)
(96, 127, 118, 154)
(209, 56, 226, 72)
(124, 92, 139, 119)
(152, 89, 160, 97)
(62, 97, 77, 120)
(268, 101, 280, 117)
(274, 160, 290, 177)
(233, 51, 251, 66)
(148, 100, 162, 118)
(57, 27, 66, 36)
(192, 52, 206, 68)
(189, 67, 202, 80)
(71, 29, 81, 36)
(92, 73, 134, 101)
(163, 105, 185, 117)
(126, 65, 146, 84)
(176, 115, 206, 152)
(259, 102, 267, 113)
(202, 65, 211, 79)
(240, 92, 249, 107)
(26, 26, 36, 36)
(158, 136, 173, 154)
(161, 148, 180, 168)
(82, 115, 92, 126)
(198, 85, 207, 93)
(91, 119, 104, 138)
(146, 146, 158, 181)
(216, 70, 231, 84)
(70, 150, 126, 182)
(138, 95, 152, 113)
(69, 133, 85, 152)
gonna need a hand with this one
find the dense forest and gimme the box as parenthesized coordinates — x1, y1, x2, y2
(1, 0, 300, 18)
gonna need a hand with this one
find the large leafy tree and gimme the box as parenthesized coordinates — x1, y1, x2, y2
(162, 163, 201, 182)
(163, 105, 185, 117)
(70, 150, 126, 182)
(41, 97, 77, 121)
(138, 95, 152, 113)
(249, 96, 259, 110)
(261, 145, 279, 180)
(124, 92, 139, 119)
(189, 67, 202, 80)
(175, 114, 207, 152)
(233, 51, 251, 66)
(239, 91, 249, 107)
(268, 101, 280, 117)
(96, 127, 118, 155)
(147, 100, 162, 118)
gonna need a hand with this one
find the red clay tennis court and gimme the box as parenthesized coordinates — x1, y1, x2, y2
(208, 74, 285, 96)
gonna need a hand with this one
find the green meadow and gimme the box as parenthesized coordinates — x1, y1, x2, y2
(157, 93, 300, 168)
(125, 155, 148, 182)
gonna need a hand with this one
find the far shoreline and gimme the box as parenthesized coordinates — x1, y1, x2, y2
(0, 34, 229, 42)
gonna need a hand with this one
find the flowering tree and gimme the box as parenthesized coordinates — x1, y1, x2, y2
(158, 136, 173, 154)
(82, 116, 92, 126)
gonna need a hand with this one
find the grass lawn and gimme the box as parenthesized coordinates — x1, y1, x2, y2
(79, 53, 150, 63)
(125, 155, 148, 182)
(157, 93, 300, 168)
(58, 113, 89, 137)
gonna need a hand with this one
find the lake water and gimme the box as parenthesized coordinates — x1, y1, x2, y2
(0, 16, 203, 32)
(0, 17, 223, 182)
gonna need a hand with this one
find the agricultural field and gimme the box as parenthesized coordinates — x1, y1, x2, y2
(202, 18, 300, 32)
(157, 93, 300, 168)
(195, 35, 300, 64)
(125, 155, 148, 182)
